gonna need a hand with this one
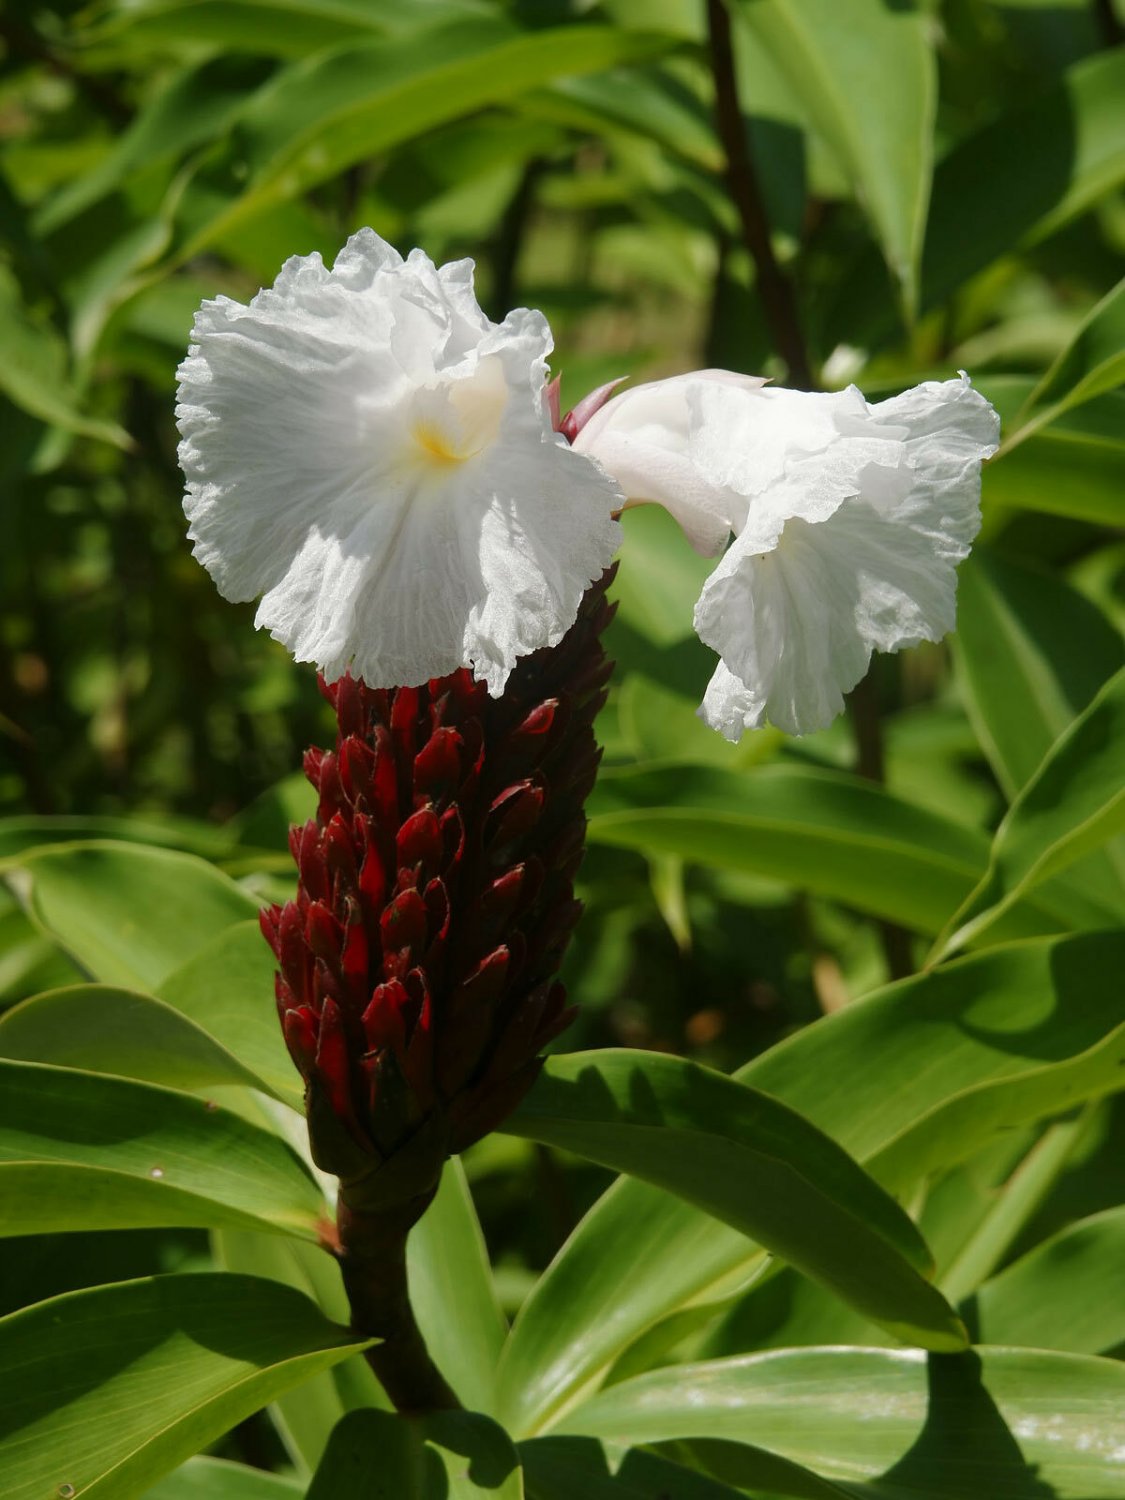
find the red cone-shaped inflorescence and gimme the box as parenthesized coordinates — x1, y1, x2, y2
(262, 567, 616, 1215)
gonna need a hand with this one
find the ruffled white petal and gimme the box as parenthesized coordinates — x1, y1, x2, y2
(693, 375, 999, 738)
(177, 228, 622, 693)
(573, 370, 768, 556)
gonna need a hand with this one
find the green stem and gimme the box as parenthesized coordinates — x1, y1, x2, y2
(336, 1190, 461, 1415)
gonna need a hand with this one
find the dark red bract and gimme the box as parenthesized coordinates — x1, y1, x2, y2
(261, 567, 616, 1211)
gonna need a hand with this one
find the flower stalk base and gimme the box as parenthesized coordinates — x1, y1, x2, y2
(336, 1187, 460, 1414)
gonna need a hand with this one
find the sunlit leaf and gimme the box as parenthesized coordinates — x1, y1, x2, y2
(0, 983, 276, 1096)
(933, 665, 1125, 957)
(967, 1207, 1125, 1357)
(496, 932, 1125, 1435)
(733, 0, 936, 315)
(0, 1059, 324, 1238)
(505, 1049, 964, 1352)
(558, 1346, 1125, 1498)
(0, 1274, 369, 1500)
(4, 840, 260, 992)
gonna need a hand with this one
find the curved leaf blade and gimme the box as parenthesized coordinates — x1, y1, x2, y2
(733, 0, 935, 315)
(496, 932, 1125, 1436)
(504, 1050, 963, 1353)
(158, 921, 304, 1111)
(967, 1208, 1125, 1357)
(0, 1058, 324, 1238)
(0, 983, 278, 1097)
(933, 664, 1125, 957)
(558, 1346, 1125, 1499)
(5, 840, 260, 991)
(410, 1158, 508, 1417)
(173, 19, 673, 262)
(0, 1274, 370, 1500)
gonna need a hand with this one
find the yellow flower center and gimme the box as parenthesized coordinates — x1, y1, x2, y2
(409, 356, 508, 472)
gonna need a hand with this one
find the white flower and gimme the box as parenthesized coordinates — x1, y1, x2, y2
(576, 372, 999, 737)
(177, 229, 622, 694)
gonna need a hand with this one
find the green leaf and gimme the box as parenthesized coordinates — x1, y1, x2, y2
(143, 1457, 303, 1498)
(953, 547, 1125, 915)
(954, 548, 1125, 800)
(557, 1346, 1125, 1499)
(832, 49, 1125, 345)
(0, 983, 279, 1096)
(1018, 273, 1125, 423)
(307, 1409, 524, 1499)
(982, 391, 1125, 530)
(588, 762, 1075, 939)
(933, 664, 1125, 957)
(504, 1049, 964, 1353)
(172, 19, 672, 262)
(496, 932, 1125, 1436)
(533, 68, 720, 171)
(0, 266, 129, 448)
(0, 812, 238, 862)
(6, 840, 260, 992)
(610, 505, 715, 648)
(410, 1159, 508, 1416)
(0, 1273, 370, 1500)
(967, 1208, 1125, 1357)
(0, 1059, 325, 1238)
(157, 920, 305, 1111)
(36, 57, 277, 234)
(81, 0, 410, 58)
(733, 0, 936, 316)
(926, 50, 1125, 308)
(215, 1229, 386, 1468)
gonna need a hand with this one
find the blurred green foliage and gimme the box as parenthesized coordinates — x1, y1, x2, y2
(1, 2, 1124, 1492)
(3, 0, 1122, 1061)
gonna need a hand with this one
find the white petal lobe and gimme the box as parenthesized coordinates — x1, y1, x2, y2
(177, 228, 622, 692)
(694, 376, 999, 737)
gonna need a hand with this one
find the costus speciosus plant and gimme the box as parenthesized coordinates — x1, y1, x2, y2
(173, 229, 999, 1413)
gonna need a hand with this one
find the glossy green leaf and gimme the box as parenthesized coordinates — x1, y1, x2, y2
(558, 1346, 1125, 1499)
(157, 920, 304, 1111)
(496, 932, 1125, 1436)
(934, 665, 1125, 956)
(734, 0, 936, 314)
(173, 20, 672, 261)
(966, 1208, 1125, 1356)
(0, 983, 278, 1096)
(0, 1273, 370, 1500)
(954, 548, 1125, 800)
(505, 1049, 963, 1352)
(410, 1158, 508, 1416)
(307, 1409, 523, 1499)
(6, 840, 260, 991)
(0, 1059, 324, 1238)
(143, 1457, 303, 1498)
(588, 761, 1085, 939)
